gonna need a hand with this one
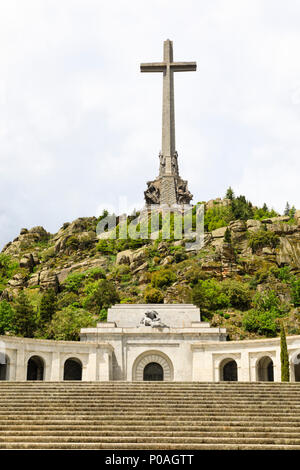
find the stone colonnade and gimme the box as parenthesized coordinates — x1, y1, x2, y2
(1, 335, 300, 382)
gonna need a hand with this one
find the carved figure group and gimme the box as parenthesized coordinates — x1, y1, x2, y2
(140, 310, 167, 328)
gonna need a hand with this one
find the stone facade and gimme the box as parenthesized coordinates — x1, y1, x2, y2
(1, 303, 300, 383)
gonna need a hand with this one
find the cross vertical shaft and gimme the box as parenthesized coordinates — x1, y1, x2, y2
(141, 40, 196, 206)
(162, 40, 175, 174)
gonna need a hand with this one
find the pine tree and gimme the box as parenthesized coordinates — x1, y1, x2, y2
(280, 322, 290, 382)
(284, 202, 290, 216)
(290, 205, 296, 219)
(39, 289, 57, 326)
(225, 187, 234, 200)
(224, 227, 231, 243)
(13, 291, 36, 338)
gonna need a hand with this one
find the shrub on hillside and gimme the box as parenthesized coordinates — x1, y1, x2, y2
(96, 239, 116, 254)
(185, 267, 209, 286)
(291, 278, 300, 307)
(242, 290, 287, 337)
(151, 269, 176, 288)
(247, 229, 280, 253)
(272, 266, 293, 283)
(65, 236, 80, 250)
(143, 287, 164, 304)
(84, 267, 106, 281)
(221, 280, 251, 310)
(57, 291, 81, 309)
(242, 309, 278, 337)
(192, 279, 230, 316)
(63, 272, 85, 293)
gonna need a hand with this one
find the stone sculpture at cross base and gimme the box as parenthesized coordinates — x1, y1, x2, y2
(139, 310, 167, 328)
(141, 39, 196, 206)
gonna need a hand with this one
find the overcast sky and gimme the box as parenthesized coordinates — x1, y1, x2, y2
(1, 0, 300, 249)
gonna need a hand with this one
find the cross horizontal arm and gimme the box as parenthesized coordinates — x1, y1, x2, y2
(140, 62, 197, 73)
(170, 62, 197, 72)
(140, 63, 166, 73)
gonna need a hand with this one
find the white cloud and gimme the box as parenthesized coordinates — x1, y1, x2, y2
(1, 0, 300, 248)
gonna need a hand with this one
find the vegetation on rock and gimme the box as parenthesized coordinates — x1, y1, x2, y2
(0, 193, 299, 341)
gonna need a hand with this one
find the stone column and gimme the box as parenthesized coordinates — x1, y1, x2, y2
(15, 347, 25, 381)
(239, 351, 251, 382)
(85, 351, 98, 381)
(50, 352, 61, 381)
(97, 346, 113, 381)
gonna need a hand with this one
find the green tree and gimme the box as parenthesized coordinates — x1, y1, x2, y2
(83, 279, 120, 314)
(224, 227, 231, 243)
(13, 291, 36, 337)
(280, 322, 290, 382)
(0, 254, 18, 293)
(291, 277, 300, 307)
(204, 206, 232, 232)
(39, 289, 57, 325)
(46, 306, 97, 341)
(290, 205, 296, 219)
(231, 195, 254, 220)
(225, 187, 234, 200)
(284, 202, 290, 216)
(0, 301, 15, 335)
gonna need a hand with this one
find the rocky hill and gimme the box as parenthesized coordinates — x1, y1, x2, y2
(1, 196, 300, 341)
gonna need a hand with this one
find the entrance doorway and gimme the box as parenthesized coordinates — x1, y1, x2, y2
(143, 362, 164, 381)
(63, 358, 82, 380)
(221, 359, 238, 381)
(27, 356, 44, 380)
(257, 356, 274, 381)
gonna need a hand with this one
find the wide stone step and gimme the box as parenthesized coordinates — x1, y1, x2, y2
(1, 384, 299, 390)
(0, 401, 298, 407)
(0, 408, 300, 421)
(1, 424, 300, 432)
(1, 414, 300, 423)
(1, 435, 300, 445)
(0, 442, 300, 450)
(1, 430, 300, 438)
(1, 420, 299, 429)
(1, 382, 300, 450)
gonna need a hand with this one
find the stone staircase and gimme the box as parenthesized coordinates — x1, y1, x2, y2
(0, 382, 300, 449)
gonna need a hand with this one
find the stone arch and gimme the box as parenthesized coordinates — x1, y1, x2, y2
(220, 358, 238, 382)
(27, 355, 45, 381)
(256, 356, 274, 382)
(132, 351, 173, 381)
(63, 357, 82, 381)
(0, 353, 10, 381)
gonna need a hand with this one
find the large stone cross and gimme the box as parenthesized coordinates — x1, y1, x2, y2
(141, 39, 196, 176)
